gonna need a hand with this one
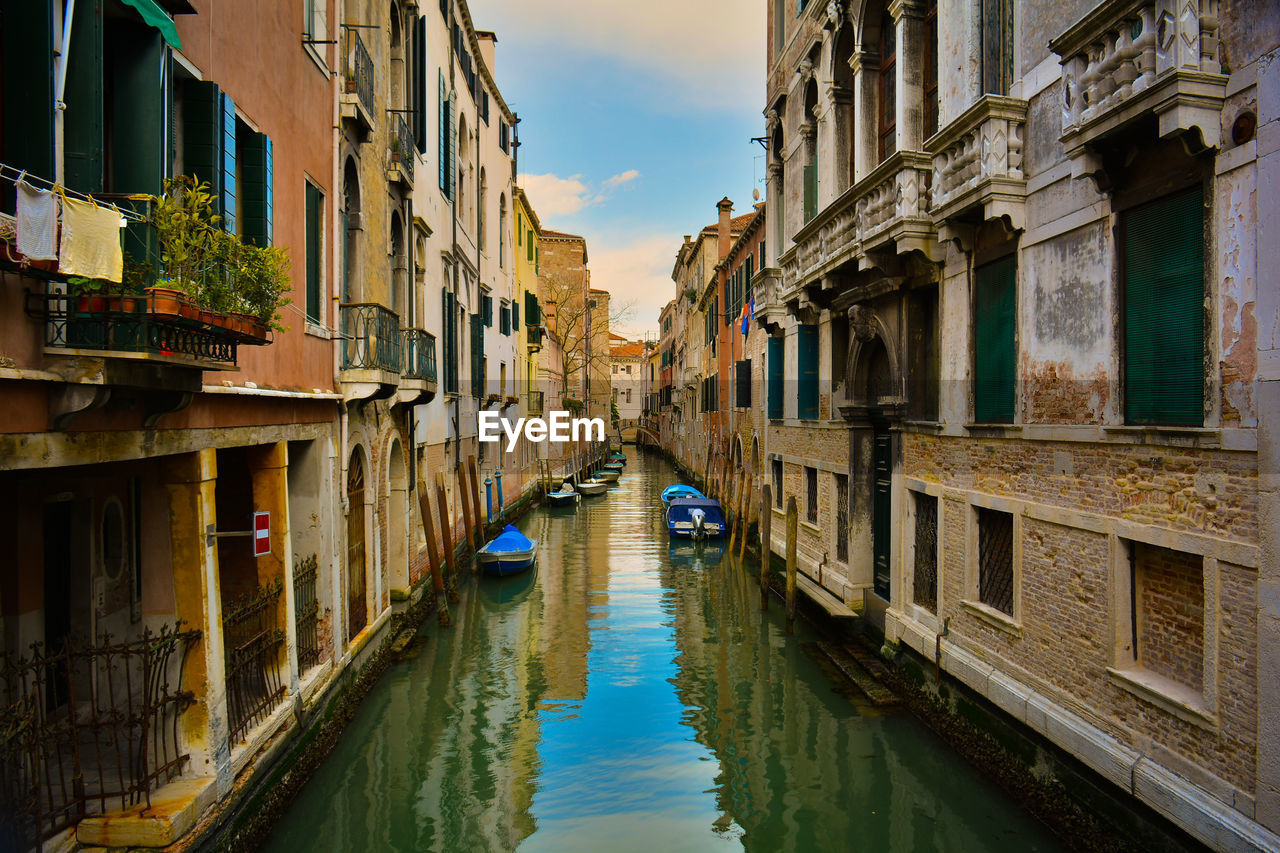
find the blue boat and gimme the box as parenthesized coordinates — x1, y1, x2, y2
(661, 484, 705, 505)
(477, 525, 538, 576)
(666, 498, 726, 540)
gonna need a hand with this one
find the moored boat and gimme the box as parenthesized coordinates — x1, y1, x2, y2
(661, 484, 705, 505)
(545, 483, 579, 506)
(576, 479, 609, 496)
(602, 461, 624, 471)
(592, 469, 620, 482)
(477, 525, 539, 576)
(666, 498, 726, 540)
(608, 452, 627, 465)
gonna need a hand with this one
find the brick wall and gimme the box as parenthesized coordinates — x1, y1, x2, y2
(1137, 545, 1204, 693)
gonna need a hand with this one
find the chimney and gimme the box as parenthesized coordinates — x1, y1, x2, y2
(717, 197, 733, 260)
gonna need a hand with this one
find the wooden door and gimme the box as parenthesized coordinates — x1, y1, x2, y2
(347, 454, 367, 640)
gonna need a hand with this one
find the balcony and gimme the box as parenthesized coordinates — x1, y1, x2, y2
(1050, 0, 1227, 180)
(780, 150, 936, 302)
(340, 29, 375, 139)
(398, 327, 437, 405)
(926, 95, 1029, 247)
(387, 113, 415, 188)
(339, 302, 400, 401)
(751, 266, 787, 334)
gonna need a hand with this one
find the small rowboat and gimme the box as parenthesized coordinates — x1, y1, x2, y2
(546, 483, 579, 506)
(662, 484, 705, 505)
(608, 452, 627, 465)
(602, 461, 624, 471)
(577, 479, 609, 496)
(592, 469, 620, 483)
(477, 525, 538, 576)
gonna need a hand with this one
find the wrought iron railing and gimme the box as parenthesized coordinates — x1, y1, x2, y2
(344, 29, 374, 116)
(223, 580, 286, 744)
(340, 302, 402, 373)
(26, 284, 240, 366)
(401, 328, 437, 382)
(293, 555, 321, 673)
(0, 625, 200, 850)
(391, 113, 414, 182)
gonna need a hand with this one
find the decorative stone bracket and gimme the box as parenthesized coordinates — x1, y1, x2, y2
(1050, 0, 1227, 181)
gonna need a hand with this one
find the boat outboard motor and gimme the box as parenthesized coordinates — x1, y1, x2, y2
(690, 508, 707, 541)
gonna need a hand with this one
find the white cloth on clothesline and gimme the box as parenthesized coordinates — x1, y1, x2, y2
(59, 197, 124, 283)
(16, 179, 58, 261)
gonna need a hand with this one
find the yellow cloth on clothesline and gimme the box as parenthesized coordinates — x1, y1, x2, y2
(58, 196, 124, 283)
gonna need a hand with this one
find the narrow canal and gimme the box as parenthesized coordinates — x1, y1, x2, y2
(262, 452, 1065, 852)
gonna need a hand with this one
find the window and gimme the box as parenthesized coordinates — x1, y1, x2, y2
(923, 1, 939, 139)
(1126, 544, 1204, 693)
(527, 230, 534, 260)
(805, 467, 818, 524)
(768, 336, 784, 419)
(239, 125, 273, 247)
(736, 359, 752, 408)
(442, 284, 459, 393)
(980, 0, 1014, 95)
(797, 325, 819, 419)
(481, 293, 493, 327)
(974, 255, 1016, 423)
(878, 16, 897, 162)
(470, 313, 485, 398)
(772, 459, 783, 508)
(835, 474, 849, 563)
(305, 182, 323, 322)
(976, 508, 1014, 616)
(438, 71, 455, 200)
(499, 301, 511, 335)
(1123, 188, 1204, 426)
(913, 493, 938, 611)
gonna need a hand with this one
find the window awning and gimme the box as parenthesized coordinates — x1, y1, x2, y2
(120, 0, 182, 49)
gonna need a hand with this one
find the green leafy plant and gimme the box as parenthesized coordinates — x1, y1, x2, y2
(66, 275, 110, 296)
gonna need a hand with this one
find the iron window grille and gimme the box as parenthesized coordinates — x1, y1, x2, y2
(806, 467, 818, 524)
(835, 473, 849, 563)
(977, 507, 1014, 616)
(913, 493, 938, 611)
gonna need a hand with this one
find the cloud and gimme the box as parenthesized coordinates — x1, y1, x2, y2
(601, 170, 640, 192)
(584, 232, 681, 339)
(468, 0, 765, 109)
(519, 169, 642, 218)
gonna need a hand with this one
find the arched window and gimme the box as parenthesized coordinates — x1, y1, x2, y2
(342, 158, 361, 302)
(498, 194, 507, 268)
(878, 11, 897, 162)
(391, 212, 406, 320)
(923, 0, 938, 138)
(388, 2, 404, 112)
(803, 78, 819, 221)
(479, 167, 487, 250)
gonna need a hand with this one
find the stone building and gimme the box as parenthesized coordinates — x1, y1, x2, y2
(610, 338, 648, 439)
(755, 0, 1278, 847)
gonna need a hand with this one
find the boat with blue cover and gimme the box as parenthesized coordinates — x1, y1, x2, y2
(666, 497, 726, 540)
(661, 484, 705, 505)
(477, 525, 538, 576)
(545, 482, 579, 506)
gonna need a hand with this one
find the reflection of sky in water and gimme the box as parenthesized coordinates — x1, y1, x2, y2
(262, 454, 1065, 853)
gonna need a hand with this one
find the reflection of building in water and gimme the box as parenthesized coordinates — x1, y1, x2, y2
(663, 554, 1035, 851)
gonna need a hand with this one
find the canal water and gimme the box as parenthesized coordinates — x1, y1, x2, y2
(263, 451, 1064, 852)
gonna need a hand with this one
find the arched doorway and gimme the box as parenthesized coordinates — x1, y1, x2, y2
(346, 449, 368, 641)
(387, 439, 408, 594)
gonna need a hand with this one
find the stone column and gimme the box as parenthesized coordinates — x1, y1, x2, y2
(162, 449, 231, 794)
(767, 161, 785, 266)
(891, 0, 927, 154)
(821, 84, 853, 199)
(850, 49, 880, 184)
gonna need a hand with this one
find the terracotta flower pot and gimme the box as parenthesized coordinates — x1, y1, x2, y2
(145, 287, 186, 319)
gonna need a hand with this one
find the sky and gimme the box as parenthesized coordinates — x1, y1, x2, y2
(466, 0, 768, 340)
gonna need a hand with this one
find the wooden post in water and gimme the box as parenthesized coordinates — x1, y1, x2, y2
(738, 474, 753, 562)
(468, 455, 483, 547)
(760, 483, 772, 609)
(785, 496, 798, 634)
(458, 466, 475, 558)
(728, 469, 743, 550)
(416, 478, 449, 626)
(435, 473, 459, 602)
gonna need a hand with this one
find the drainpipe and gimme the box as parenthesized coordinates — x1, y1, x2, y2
(935, 616, 950, 683)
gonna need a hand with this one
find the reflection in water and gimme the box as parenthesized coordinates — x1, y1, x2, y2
(263, 453, 1063, 852)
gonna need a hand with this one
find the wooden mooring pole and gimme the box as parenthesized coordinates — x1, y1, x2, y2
(738, 474, 753, 563)
(468, 455, 483, 547)
(458, 466, 476, 558)
(759, 483, 772, 610)
(435, 473, 459, 602)
(416, 477, 449, 626)
(785, 496, 798, 634)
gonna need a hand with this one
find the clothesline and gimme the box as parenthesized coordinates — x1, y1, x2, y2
(0, 162, 149, 224)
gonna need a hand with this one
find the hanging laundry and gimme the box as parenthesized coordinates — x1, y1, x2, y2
(59, 196, 124, 283)
(16, 179, 58, 261)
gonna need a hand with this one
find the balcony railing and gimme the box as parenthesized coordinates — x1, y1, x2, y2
(1050, 0, 1227, 173)
(927, 95, 1029, 237)
(340, 302, 401, 373)
(401, 327, 437, 382)
(390, 113, 414, 184)
(344, 29, 375, 120)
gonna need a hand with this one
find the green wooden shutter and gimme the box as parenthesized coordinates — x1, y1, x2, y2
(974, 255, 1016, 423)
(109, 26, 164, 195)
(220, 92, 237, 232)
(305, 183, 322, 321)
(448, 93, 458, 202)
(241, 132, 272, 246)
(414, 17, 426, 154)
(63, 0, 103, 193)
(803, 161, 817, 222)
(513, 301, 519, 329)
(768, 335, 784, 419)
(1124, 188, 1204, 426)
(470, 313, 485, 397)
(798, 325, 819, 419)
(438, 72, 448, 193)
(2, 0, 55, 196)
(183, 80, 222, 200)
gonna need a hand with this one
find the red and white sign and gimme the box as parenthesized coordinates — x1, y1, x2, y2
(253, 511, 271, 557)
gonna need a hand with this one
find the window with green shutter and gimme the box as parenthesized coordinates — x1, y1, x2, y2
(63, 0, 103, 193)
(798, 325, 819, 419)
(304, 183, 322, 322)
(768, 335, 784, 419)
(219, 92, 237, 233)
(974, 255, 1016, 423)
(803, 161, 817, 222)
(1123, 188, 1204, 426)
(1, 0, 55, 202)
(470, 313, 485, 398)
(240, 132, 273, 246)
(413, 17, 426, 154)
(183, 80, 222, 198)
